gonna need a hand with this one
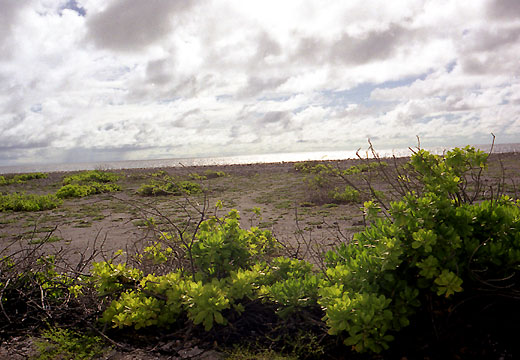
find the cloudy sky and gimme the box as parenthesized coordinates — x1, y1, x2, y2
(0, 0, 519, 165)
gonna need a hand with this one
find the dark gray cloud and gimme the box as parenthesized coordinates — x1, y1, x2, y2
(0, 138, 52, 151)
(257, 111, 293, 130)
(260, 111, 290, 124)
(463, 26, 520, 52)
(238, 76, 288, 98)
(294, 36, 326, 64)
(330, 24, 411, 65)
(146, 58, 174, 85)
(487, 0, 520, 19)
(172, 109, 206, 128)
(460, 54, 520, 75)
(294, 24, 414, 66)
(255, 32, 281, 59)
(128, 72, 214, 101)
(86, 0, 196, 52)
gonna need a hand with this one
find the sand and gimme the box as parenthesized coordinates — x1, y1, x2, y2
(1, 153, 519, 264)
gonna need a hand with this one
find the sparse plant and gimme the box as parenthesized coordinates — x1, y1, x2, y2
(295, 160, 386, 204)
(137, 178, 203, 196)
(32, 327, 106, 360)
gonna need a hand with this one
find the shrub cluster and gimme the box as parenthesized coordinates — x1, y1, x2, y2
(62, 170, 119, 185)
(56, 170, 121, 199)
(138, 172, 203, 196)
(0, 170, 121, 212)
(100, 147, 520, 354)
(0, 192, 61, 211)
(1, 146, 519, 358)
(92, 210, 289, 331)
(0, 172, 48, 185)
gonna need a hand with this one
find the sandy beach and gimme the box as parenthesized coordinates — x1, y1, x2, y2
(1, 152, 519, 263)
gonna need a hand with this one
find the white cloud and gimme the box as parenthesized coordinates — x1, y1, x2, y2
(0, 0, 519, 166)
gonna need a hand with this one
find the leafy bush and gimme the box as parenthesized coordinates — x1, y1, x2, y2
(62, 170, 119, 185)
(0, 192, 61, 212)
(56, 170, 120, 198)
(56, 182, 120, 199)
(137, 179, 203, 196)
(0, 172, 48, 185)
(91, 209, 281, 332)
(259, 257, 321, 317)
(328, 185, 360, 203)
(191, 209, 279, 278)
(318, 146, 520, 353)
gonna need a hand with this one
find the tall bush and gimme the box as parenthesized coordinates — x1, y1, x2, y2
(318, 146, 520, 353)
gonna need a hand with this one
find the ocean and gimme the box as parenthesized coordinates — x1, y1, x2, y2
(0, 143, 518, 175)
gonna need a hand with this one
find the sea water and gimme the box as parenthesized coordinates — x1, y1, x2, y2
(0, 143, 518, 174)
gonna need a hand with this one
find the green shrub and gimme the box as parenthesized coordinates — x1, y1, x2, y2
(13, 172, 48, 182)
(188, 172, 207, 180)
(136, 183, 160, 196)
(328, 186, 360, 203)
(137, 179, 203, 196)
(317, 146, 520, 353)
(56, 170, 120, 198)
(177, 180, 203, 195)
(191, 210, 279, 279)
(62, 170, 119, 185)
(92, 209, 282, 332)
(55, 184, 91, 198)
(259, 257, 321, 317)
(0, 172, 48, 185)
(56, 182, 120, 199)
(0, 192, 61, 212)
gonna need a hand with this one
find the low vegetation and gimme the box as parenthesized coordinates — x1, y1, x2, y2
(56, 183, 120, 199)
(56, 170, 121, 199)
(0, 193, 61, 212)
(62, 170, 119, 185)
(1, 145, 519, 358)
(295, 160, 387, 204)
(137, 172, 203, 196)
(32, 327, 107, 360)
(0, 172, 48, 186)
(189, 169, 228, 180)
(0, 171, 121, 213)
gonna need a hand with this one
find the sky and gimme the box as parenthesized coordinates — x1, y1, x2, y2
(0, 0, 519, 165)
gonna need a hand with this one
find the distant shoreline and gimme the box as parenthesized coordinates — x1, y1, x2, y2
(1, 143, 518, 175)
